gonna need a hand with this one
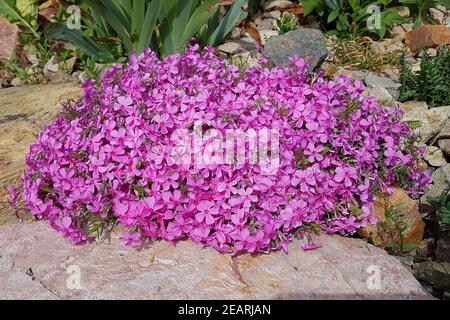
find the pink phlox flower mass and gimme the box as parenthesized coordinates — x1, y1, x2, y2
(11, 45, 430, 254)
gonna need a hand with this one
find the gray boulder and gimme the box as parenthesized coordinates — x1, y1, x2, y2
(264, 28, 328, 70)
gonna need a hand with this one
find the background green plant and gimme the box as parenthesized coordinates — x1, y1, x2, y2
(300, 0, 408, 39)
(276, 13, 297, 34)
(44, 0, 249, 60)
(399, 0, 450, 27)
(399, 47, 450, 108)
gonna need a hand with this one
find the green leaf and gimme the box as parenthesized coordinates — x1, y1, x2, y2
(207, 0, 247, 46)
(137, 0, 163, 54)
(348, 0, 360, 12)
(327, 8, 340, 23)
(179, 0, 221, 52)
(0, 0, 39, 38)
(438, 0, 450, 8)
(44, 22, 108, 58)
(323, 0, 341, 10)
(300, 0, 319, 16)
(172, 0, 196, 51)
(401, 243, 418, 251)
(83, 0, 133, 54)
(336, 14, 349, 31)
(159, 0, 178, 56)
(15, 0, 36, 17)
(131, 0, 146, 46)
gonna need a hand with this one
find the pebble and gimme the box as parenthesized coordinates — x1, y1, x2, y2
(424, 146, 447, 167)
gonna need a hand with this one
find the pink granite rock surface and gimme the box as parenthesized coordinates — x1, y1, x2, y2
(0, 221, 432, 300)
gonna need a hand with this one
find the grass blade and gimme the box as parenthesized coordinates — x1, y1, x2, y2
(207, 0, 247, 45)
(44, 22, 109, 58)
(137, 0, 163, 54)
(131, 0, 146, 48)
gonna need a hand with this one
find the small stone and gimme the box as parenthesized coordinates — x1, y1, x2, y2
(426, 48, 438, 57)
(10, 77, 22, 87)
(414, 238, 435, 259)
(398, 101, 428, 113)
(60, 56, 77, 74)
(435, 5, 447, 12)
(47, 71, 66, 84)
(392, 6, 410, 18)
(264, 28, 328, 70)
(369, 42, 387, 55)
(411, 61, 421, 72)
(263, 10, 281, 19)
(78, 71, 89, 83)
(402, 23, 414, 32)
(413, 261, 450, 291)
(255, 17, 276, 31)
(23, 44, 39, 66)
(405, 25, 450, 53)
(44, 55, 59, 74)
(403, 51, 417, 64)
(0, 69, 13, 88)
(438, 139, 450, 158)
(254, 16, 263, 26)
(433, 120, 450, 157)
(0, 15, 18, 61)
(381, 67, 400, 82)
(402, 106, 450, 143)
(229, 27, 241, 40)
(231, 51, 260, 68)
(421, 164, 450, 212)
(436, 238, 450, 261)
(365, 85, 394, 104)
(240, 36, 258, 45)
(71, 71, 82, 83)
(263, 0, 293, 11)
(424, 146, 447, 167)
(217, 41, 246, 55)
(358, 187, 425, 252)
(365, 73, 401, 99)
(432, 164, 450, 190)
(390, 25, 406, 40)
(429, 8, 445, 24)
(259, 30, 278, 45)
(336, 68, 368, 81)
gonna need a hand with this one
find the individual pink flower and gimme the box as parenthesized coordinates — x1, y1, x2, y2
(120, 230, 142, 247)
(301, 242, 322, 251)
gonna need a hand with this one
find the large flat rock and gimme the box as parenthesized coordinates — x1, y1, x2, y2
(0, 83, 81, 226)
(0, 221, 432, 299)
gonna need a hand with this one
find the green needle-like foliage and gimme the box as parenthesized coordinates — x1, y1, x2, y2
(399, 47, 450, 108)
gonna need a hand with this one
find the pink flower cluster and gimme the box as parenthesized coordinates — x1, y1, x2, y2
(11, 46, 430, 254)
